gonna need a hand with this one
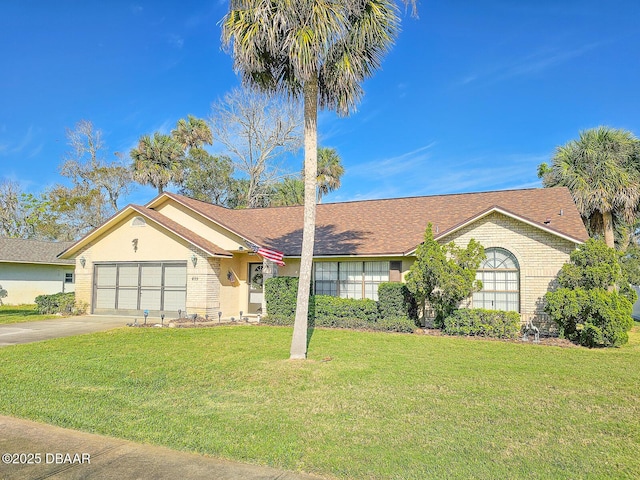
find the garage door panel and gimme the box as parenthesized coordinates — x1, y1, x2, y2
(118, 265, 139, 288)
(95, 266, 117, 287)
(117, 288, 138, 309)
(93, 262, 187, 315)
(163, 290, 186, 312)
(95, 289, 116, 309)
(141, 265, 162, 287)
(164, 265, 187, 288)
(140, 289, 161, 311)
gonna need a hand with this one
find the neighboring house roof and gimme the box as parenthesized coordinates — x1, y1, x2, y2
(149, 187, 588, 257)
(0, 237, 75, 265)
(58, 205, 233, 259)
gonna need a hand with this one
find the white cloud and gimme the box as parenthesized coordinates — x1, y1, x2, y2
(348, 143, 436, 178)
(455, 41, 605, 88)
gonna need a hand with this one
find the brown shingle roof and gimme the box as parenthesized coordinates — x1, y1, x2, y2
(0, 238, 75, 264)
(158, 187, 588, 257)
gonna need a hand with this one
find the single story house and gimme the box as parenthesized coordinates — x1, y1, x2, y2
(0, 238, 75, 305)
(58, 187, 589, 331)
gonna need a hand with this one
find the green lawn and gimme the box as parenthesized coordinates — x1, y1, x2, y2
(0, 304, 61, 325)
(1, 325, 639, 479)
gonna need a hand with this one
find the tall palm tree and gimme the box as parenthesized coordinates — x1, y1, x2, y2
(130, 133, 185, 195)
(171, 115, 213, 151)
(222, 0, 414, 359)
(539, 126, 640, 248)
(271, 177, 305, 207)
(316, 147, 344, 203)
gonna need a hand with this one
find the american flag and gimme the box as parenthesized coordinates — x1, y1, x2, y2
(246, 241, 285, 266)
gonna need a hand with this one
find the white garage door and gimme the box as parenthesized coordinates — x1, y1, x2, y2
(93, 262, 186, 315)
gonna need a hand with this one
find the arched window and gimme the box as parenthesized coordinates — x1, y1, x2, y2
(131, 216, 146, 227)
(472, 248, 520, 312)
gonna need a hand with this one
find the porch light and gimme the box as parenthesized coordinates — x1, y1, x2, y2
(227, 270, 234, 282)
(79, 256, 86, 268)
(191, 254, 198, 267)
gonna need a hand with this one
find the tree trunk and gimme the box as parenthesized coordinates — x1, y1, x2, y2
(290, 79, 318, 360)
(603, 210, 615, 248)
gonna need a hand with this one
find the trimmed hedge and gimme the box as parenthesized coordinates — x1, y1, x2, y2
(443, 308, 521, 339)
(264, 276, 300, 318)
(261, 314, 415, 333)
(377, 282, 418, 323)
(312, 295, 379, 322)
(35, 292, 77, 315)
(262, 277, 415, 333)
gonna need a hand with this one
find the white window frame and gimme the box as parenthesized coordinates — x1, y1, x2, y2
(472, 248, 520, 312)
(313, 261, 390, 301)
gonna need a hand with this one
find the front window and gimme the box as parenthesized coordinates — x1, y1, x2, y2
(472, 248, 520, 312)
(314, 261, 389, 301)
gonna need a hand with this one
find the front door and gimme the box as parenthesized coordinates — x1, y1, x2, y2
(248, 263, 264, 314)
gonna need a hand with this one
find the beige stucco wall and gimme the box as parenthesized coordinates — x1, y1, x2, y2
(154, 201, 246, 251)
(442, 212, 577, 332)
(0, 263, 75, 305)
(73, 211, 226, 317)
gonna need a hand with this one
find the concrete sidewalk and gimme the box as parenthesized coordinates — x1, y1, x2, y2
(0, 415, 322, 480)
(0, 315, 130, 347)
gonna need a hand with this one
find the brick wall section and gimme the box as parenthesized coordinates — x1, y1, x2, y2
(444, 212, 578, 333)
(185, 246, 221, 317)
(73, 244, 94, 309)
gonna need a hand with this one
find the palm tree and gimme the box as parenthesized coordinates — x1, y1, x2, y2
(271, 177, 305, 207)
(222, 0, 415, 359)
(316, 147, 344, 203)
(171, 115, 213, 151)
(539, 126, 640, 248)
(130, 133, 185, 195)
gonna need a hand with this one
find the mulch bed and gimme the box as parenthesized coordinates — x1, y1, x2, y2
(415, 328, 579, 347)
(128, 318, 579, 347)
(128, 315, 252, 328)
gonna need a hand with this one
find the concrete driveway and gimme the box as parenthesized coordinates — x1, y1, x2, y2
(0, 315, 130, 347)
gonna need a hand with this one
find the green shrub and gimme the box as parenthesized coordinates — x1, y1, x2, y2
(263, 278, 415, 334)
(545, 288, 633, 347)
(443, 309, 521, 339)
(264, 276, 299, 318)
(34, 292, 77, 315)
(369, 316, 416, 333)
(377, 282, 418, 322)
(405, 224, 485, 327)
(312, 295, 379, 322)
(260, 315, 294, 326)
(312, 316, 371, 330)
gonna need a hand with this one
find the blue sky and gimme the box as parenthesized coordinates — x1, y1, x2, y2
(1, 1, 639, 206)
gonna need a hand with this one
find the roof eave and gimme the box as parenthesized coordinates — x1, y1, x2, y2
(403, 206, 587, 256)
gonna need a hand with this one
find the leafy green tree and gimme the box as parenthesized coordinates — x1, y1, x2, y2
(544, 239, 635, 347)
(130, 132, 185, 194)
(538, 126, 640, 248)
(316, 147, 344, 203)
(179, 151, 235, 205)
(0, 285, 7, 305)
(222, 0, 415, 359)
(405, 224, 485, 327)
